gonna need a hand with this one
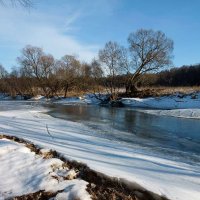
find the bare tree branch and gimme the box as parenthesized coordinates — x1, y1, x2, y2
(99, 41, 128, 100)
(126, 29, 174, 93)
(0, 0, 33, 8)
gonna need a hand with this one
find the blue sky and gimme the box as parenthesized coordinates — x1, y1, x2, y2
(0, 0, 200, 71)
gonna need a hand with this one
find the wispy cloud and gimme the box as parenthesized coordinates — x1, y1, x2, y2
(0, 5, 99, 70)
(64, 11, 81, 30)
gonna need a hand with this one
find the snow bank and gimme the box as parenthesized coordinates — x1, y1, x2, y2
(0, 138, 91, 200)
(122, 93, 200, 119)
(0, 93, 12, 100)
(122, 93, 200, 109)
(0, 93, 26, 100)
(53, 94, 110, 105)
(83, 93, 110, 104)
(30, 95, 46, 101)
(0, 107, 199, 200)
(54, 97, 84, 105)
(140, 108, 200, 119)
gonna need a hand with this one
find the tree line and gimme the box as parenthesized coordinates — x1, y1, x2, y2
(0, 29, 174, 99)
(0, 47, 100, 98)
(137, 64, 200, 87)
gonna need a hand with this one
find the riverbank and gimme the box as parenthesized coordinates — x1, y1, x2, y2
(0, 105, 199, 200)
(0, 135, 90, 200)
(0, 134, 167, 200)
(1, 91, 200, 119)
(55, 92, 200, 119)
(121, 92, 200, 119)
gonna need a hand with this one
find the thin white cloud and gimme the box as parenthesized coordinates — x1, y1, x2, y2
(0, 6, 99, 69)
(64, 11, 82, 30)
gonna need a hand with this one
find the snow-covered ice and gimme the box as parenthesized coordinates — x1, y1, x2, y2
(53, 94, 110, 105)
(140, 108, 200, 119)
(122, 93, 200, 109)
(122, 93, 200, 119)
(0, 104, 200, 200)
(53, 97, 84, 105)
(30, 95, 46, 101)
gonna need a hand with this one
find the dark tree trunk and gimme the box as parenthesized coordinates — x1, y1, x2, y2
(64, 84, 69, 98)
(126, 83, 138, 95)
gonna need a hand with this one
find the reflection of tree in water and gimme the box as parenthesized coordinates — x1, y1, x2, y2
(123, 109, 138, 133)
(123, 109, 165, 140)
(63, 105, 89, 120)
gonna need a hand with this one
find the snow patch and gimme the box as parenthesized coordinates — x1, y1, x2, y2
(0, 138, 91, 200)
(122, 93, 200, 119)
(141, 108, 200, 119)
(122, 93, 200, 109)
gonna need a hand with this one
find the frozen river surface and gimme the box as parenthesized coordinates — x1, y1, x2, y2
(0, 101, 200, 200)
(48, 103, 200, 163)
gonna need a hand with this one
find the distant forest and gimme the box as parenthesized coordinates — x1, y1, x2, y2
(138, 64, 200, 87)
(1, 61, 200, 98)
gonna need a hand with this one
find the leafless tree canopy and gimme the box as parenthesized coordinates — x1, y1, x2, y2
(0, 29, 174, 99)
(99, 41, 128, 99)
(91, 59, 103, 78)
(0, 0, 32, 7)
(128, 29, 173, 73)
(0, 64, 8, 78)
(58, 55, 81, 97)
(126, 29, 174, 93)
(18, 45, 44, 78)
(99, 41, 127, 76)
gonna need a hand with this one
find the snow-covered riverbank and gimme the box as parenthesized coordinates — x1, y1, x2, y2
(0, 137, 90, 200)
(121, 93, 200, 119)
(122, 93, 200, 109)
(0, 104, 199, 200)
(139, 108, 200, 119)
(2, 92, 200, 119)
(53, 92, 200, 119)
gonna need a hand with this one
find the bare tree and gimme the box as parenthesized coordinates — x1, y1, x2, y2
(126, 29, 173, 93)
(99, 41, 127, 100)
(89, 59, 105, 101)
(91, 59, 104, 79)
(57, 55, 80, 97)
(0, 0, 32, 7)
(0, 64, 9, 93)
(0, 64, 8, 78)
(18, 45, 57, 97)
(18, 45, 43, 79)
(39, 54, 58, 97)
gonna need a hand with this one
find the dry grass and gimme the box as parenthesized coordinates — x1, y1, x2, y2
(65, 86, 200, 99)
(12, 190, 61, 200)
(140, 86, 200, 96)
(118, 86, 200, 98)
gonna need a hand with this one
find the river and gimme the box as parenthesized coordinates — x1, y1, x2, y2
(46, 103, 200, 164)
(0, 100, 200, 200)
(0, 100, 200, 164)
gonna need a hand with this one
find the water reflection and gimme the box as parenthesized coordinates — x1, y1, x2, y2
(0, 101, 199, 163)
(48, 104, 200, 158)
